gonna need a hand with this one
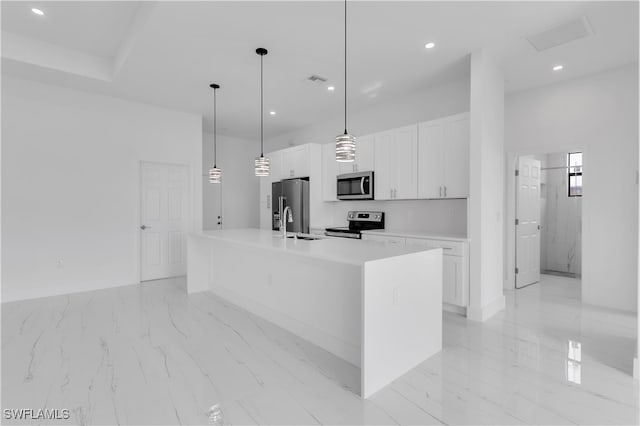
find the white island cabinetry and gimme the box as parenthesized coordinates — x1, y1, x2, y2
(362, 231, 469, 311)
(187, 229, 443, 398)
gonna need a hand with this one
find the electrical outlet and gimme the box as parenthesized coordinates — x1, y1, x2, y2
(392, 287, 400, 305)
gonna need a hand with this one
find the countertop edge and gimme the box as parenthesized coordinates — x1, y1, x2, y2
(360, 230, 469, 242)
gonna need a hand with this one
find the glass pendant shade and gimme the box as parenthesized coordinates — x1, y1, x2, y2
(209, 167, 222, 183)
(336, 133, 356, 162)
(254, 156, 270, 176)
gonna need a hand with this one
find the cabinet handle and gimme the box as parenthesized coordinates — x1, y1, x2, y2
(267, 195, 271, 209)
(390, 189, 393, 198)
(394, 189, 397, 198)
(442, 247, 453, 250)
(444, 186, 447, 197)
(439, 186, 442, 197)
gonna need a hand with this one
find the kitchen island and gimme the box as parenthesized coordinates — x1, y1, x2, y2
(187, 229, 442, 398)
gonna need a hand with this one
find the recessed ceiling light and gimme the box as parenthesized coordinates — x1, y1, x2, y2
(31, 8, 44, 16)
(553, 65, 564, 71)
(424, 42, 435, 49)
(327, 86, 335, 91)
(269, 111, 276, 116)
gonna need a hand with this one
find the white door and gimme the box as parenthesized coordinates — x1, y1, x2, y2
(393, 125, 418, 200)
(442, 113, 470, 198)
(203, 176, 222, 230)
(140, 162, 189, 281)
(418, 119, 444, 199)
(516, 157, 541, 288)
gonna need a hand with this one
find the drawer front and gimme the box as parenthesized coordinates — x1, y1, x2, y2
(361, 234, 406, 247)
(418, 238, 465, 256)
(404, 238, 431, 249)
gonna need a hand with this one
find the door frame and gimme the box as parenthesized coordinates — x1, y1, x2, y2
(137, 161, 192, 283)
(504, 146, 586, 291)
(514, 156, 542, 289)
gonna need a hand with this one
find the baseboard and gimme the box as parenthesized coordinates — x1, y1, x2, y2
(467, 294, 506, 322)
(443, 303, 467, 316)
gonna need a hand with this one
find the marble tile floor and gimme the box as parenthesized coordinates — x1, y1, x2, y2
(1, 274, 638, 425)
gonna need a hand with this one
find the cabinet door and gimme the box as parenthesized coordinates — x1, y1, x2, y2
(418, 119, 444, 199)
(442, 113, 469, 198)
(356, 134, 375, 172)
(259, 178, 272, 229)
(443, 255, 465, 306)
(322, 143, 338, 201)
(338, 161, 355, 175)
(374, 131, 393, 200)
(282, 145, 309, 178)
(266, 151, 283, 182)
(393, 125, 418, 200)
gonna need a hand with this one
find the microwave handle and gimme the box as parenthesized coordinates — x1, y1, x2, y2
(360, 177, 366, 195)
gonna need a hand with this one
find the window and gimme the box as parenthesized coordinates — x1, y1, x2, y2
(568, 152, 582, 197)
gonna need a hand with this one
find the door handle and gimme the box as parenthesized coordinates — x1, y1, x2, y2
(217, 222, 222, 225)
(140, 225, 150, 230)
(360, 177, 366, 195)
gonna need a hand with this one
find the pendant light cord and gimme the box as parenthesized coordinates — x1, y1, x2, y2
(213, 87, 217, 167)
(260, 53, 264, 156)
(344, 0, 348, 135)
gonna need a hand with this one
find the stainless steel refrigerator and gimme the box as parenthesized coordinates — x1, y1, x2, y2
(272, 178, 310, 233)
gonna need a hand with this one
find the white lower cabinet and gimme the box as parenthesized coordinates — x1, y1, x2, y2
(363, 233, 469, 311)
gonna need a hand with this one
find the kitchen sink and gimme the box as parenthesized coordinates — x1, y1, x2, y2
(286, 233, 323, 241)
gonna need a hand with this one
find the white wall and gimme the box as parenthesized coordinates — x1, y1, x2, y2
(202, 132, 259, 230)
(267, 78, 471, 234)
(505, 63, 638, 313)
(2, 77, 202, 302)
(467, 50, 506, 321)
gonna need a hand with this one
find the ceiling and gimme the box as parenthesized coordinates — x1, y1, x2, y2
(2, 1, 638, 140)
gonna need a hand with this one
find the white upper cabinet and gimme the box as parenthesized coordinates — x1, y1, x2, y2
(265, 150, 283, 182)
(322, 142, 338, 201)
(417, 119, 444, 199)
(281, 145, 310, 179)
(374, 125, 418, 200)
(338, 134, 375, 175)
(418, 112, 469, 199)
(442, 113, 470, 199)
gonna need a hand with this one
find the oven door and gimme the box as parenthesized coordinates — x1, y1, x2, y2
(337, 172, 374, 200)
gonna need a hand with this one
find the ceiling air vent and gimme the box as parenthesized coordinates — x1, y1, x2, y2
(307, 74, 328, 83)
(526, 16, 594, 52)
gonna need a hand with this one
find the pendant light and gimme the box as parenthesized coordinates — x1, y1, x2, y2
(208, 83, 222, 184)
(336, 0, 355, 162)
(255, 47, 270, 176)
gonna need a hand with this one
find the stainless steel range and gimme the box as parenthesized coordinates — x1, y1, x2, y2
(325, 211, 384, 239)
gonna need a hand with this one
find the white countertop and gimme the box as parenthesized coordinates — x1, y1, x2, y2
(192, 229, 434, 266)
(360, 229, 468, 242)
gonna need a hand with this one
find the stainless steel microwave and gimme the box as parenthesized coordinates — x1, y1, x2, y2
(337, 171, 374, 200)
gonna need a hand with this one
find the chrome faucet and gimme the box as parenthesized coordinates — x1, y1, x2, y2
(282, 206, 293, 239)
(278, 196, 294, 239)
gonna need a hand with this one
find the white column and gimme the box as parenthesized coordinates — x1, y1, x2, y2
(467, 50, 506, 321)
